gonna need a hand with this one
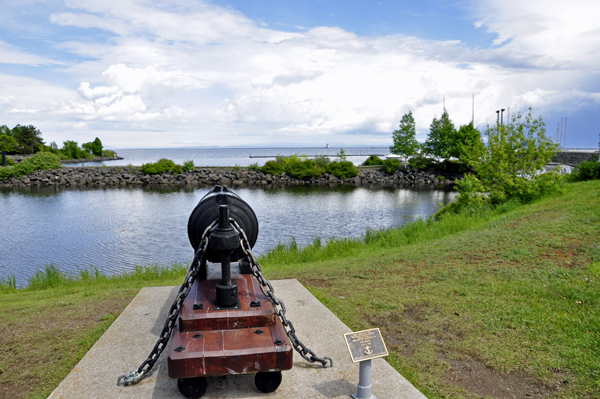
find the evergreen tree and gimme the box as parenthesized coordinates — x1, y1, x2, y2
(423, 109, 455, 159)
(453, 122, 483, 162)
(12, 124, 44, 154)
(390, 111, 419, 165)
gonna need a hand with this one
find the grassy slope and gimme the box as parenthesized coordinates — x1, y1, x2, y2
(262, 180, 600, 398)
(1, 180, 599, 399)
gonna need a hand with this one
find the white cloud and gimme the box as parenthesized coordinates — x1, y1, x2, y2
(0, 40, 64, 66)
(0, 0, 598, 147)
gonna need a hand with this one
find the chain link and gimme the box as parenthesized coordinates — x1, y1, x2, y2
(118, 217, 332, 386)
(118, 220, 217, 386)
(231, 219, 333, 369)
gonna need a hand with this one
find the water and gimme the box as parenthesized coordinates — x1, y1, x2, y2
(66, 147, 390, 167)
(0, 183, 457, 286)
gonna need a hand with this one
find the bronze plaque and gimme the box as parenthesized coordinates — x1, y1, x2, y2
(344, 328, 389, 363)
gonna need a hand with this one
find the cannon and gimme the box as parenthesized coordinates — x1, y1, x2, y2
(168, 186, 293, 398)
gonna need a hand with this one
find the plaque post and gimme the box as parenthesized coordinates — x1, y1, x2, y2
(352, 359, 375, 399)
(344, 328, 388, 399)
(1, 152, 5, 167)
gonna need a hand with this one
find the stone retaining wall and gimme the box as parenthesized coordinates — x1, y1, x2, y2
(551, 151, 599, 165)
(0, 166, 461, 188)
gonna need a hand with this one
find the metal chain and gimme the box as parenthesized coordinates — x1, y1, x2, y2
(231, 219, 333, 369)
(118, 220, 217, 386)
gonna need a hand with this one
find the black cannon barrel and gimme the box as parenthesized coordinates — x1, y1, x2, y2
(188, 185, 258, 263)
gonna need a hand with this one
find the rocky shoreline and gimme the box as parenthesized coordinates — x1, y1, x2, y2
(0, 166, 462, 188)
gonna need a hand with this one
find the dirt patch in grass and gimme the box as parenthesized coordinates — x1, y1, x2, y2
(443, 357, 561, 399)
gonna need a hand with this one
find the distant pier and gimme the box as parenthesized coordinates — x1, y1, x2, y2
(249, 153, 388, 158)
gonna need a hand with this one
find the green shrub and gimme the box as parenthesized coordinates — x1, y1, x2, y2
(570, 161, 600, 181)
(283, 155, 324, 179)
(182, 160, 195, 172)
(140, 158, 183, 175)
(0, 152, 62, 180)
(381, 158, 401, 174)
(2, 157, 16, 166)
(0, 166, 16, 180)
(261, 160, 285, 175)
(362, 155, 383, 166)
(408, 154, 435, 170)
(102, 150, 116, 157)
(21, 152, 63, 171)
(326, 160, 359, 179)
(313, 155, 331, 168)
(248, 162, 260, 170)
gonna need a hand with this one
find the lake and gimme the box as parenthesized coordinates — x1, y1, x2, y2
(0, 183, 457, 286)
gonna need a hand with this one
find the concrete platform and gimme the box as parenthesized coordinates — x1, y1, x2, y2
(48, 279, 427, 399)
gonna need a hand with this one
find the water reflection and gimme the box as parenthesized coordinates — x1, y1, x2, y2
(0, 184, 457, 285)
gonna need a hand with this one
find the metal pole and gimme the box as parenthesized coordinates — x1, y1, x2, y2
(496, 110, 500, 125)
(560, 118, 563, 150)
(1, 151, 6, 167)
(352, 359, 375, 399)
(564, 117, 568, 149)
(501, 109, 505, 125)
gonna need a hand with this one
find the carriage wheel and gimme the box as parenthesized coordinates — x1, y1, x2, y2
(255, 371, 282, 393)
(177, 377, 207, 398)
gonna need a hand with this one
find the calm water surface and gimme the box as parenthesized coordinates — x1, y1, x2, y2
(0, 184, 457, 285)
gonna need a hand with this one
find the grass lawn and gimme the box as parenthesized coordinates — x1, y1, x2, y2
(1, 180, 599, 399)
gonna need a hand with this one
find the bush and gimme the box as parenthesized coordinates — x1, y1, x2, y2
(248, 162, 259, 170)
(2, 157, 16, 166)
(0, 152, 62, 180)
(102, 150, 116, 157)
(0, 166, 16, 180)
(283, 155, 324, 179)
(313, 155, 331, 168)
(261, 160, 285, 175)
(570, 161, 600, 181)
(182, 160, 195, 172)
(408, 154, 435, 170)
(140, 158, 183, 175)
(381, 158, 401, 174)
(362, 155, 383, 166)
(21, 152, 63, 171)
(326, 160, 359, 179)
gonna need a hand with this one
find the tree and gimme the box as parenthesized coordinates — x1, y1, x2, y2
(423, 109, 456, 159)
(91, 137, 103, 156)
(82, 137, 103, 156)
(12, 125, 44, 154)
(390, 111, 419, 165)
(462, 107, 560, 203)
(453, 122, 483, 162)
(0, 134, 17, 153)
(0, 125, 11, 136)
(61, 140, 91, 160)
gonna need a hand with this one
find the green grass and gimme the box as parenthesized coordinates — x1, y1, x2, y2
(1, 180, 599, 398)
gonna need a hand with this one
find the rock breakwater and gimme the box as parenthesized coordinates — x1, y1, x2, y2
(0, 166, 461, 188)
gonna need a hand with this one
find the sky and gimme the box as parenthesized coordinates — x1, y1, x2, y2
(0, 0, 599, 149)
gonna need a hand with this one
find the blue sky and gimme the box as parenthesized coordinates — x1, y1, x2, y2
(0, 0, 598, 149)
